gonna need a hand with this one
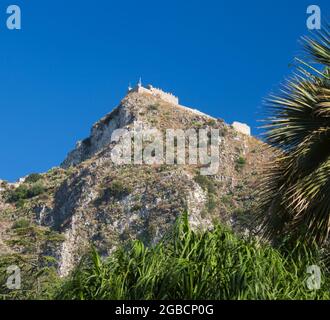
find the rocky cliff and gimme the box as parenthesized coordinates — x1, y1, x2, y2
(0, 90, 272, 276)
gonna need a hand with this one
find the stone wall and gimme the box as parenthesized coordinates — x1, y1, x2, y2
(130, 84, 179, 105)
(146, 85, 179, 105)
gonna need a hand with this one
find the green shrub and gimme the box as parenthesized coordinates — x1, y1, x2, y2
(7, 183, 45, 203)
(56, 214, 330, 300)
(192, 121, 203, 128)
(235, 156, 246, 171)
(237, 156, 246, 165)
(7, 185, 28, 203)
(207, 119, 217, 126)
(96, 181, 133, 203)
(221, 195, 232, 205)
(28, 184, 45, 198)
(109, 181, 132, 199)
(25, 173, 43, 183)
(12, 219, 30, 229)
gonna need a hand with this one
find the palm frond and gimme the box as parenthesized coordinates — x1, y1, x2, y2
(257, 26, 330, 245)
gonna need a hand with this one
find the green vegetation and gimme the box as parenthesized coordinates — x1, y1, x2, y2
(0, 223, 65, 300)
(56, 214, 330, 300)
(53, 27, 330, 299)
(107, 180, 132, 199)
(12, 218, 30, 229)
(235, 156, 246, 172)
(25, 173, 43, 184)
(6, 183, 45, 204)
(258, 27, 330, 244)
(0, 254, 61, 300)
(191, 121, 203, 128)
(1, 28, 330, 302)
(207, 119, 217, 126)
(96, 180, 133, 204)
(221, 195, 232, 205)
(2, 215, 328, 300)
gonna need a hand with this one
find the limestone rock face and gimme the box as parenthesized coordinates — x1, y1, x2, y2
(232, 121, 251, 136)
(61, 99, 136, 168)
(0, 89, 273, 276)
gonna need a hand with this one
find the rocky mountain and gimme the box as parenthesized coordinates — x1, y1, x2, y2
(0, 87, 272, 277)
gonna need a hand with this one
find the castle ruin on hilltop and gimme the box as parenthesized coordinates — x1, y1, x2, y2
(128, 79, 179, 105)
(128, 79, 251, 136)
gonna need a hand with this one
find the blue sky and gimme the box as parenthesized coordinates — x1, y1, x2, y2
(0, 0, 329, 181)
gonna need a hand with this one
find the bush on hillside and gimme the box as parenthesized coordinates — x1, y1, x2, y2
(56, 214, 330, 300)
